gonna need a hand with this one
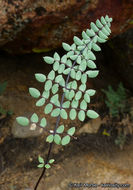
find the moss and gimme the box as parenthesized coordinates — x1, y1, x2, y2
(128, 43, 133, 48)
(129, 20, 133, 25)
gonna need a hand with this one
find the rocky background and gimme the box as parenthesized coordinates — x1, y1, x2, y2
(0, 0, 133, 90)
(0, 0, 133, 54)
(0, 1, 133, 190)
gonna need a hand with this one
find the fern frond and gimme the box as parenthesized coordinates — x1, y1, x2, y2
(16, 15, 113, 190)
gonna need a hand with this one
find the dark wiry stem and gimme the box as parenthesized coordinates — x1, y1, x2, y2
(34, 143, 52, 190)
(34, 54, 80, 189)
(33, 19, 110, 188)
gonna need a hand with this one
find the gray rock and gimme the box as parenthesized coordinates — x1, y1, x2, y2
(12, 112, 45, 138)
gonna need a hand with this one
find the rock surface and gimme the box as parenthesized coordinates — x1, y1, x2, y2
(103, 28, 133, 92)
(12, 112, 45, 138)
(0, 0, 133, 54)
(1, 134, 133, 190)
(0, 33, 133, 190)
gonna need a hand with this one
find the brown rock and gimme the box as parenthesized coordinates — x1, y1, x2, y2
(0, 0, 133, 54)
